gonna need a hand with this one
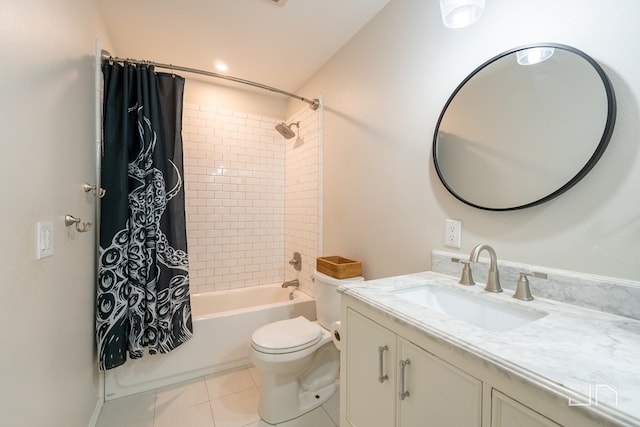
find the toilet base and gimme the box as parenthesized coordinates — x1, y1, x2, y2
(258, 380, 337, 425)
(252, 341, 340, 425)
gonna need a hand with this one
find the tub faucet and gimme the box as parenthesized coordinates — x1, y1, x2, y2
(281, 279, 300, 288)
(288, 252, 302, 271)
(468, 244, 502, 293)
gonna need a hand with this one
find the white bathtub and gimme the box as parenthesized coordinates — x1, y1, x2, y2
(104, 284, 316, 400)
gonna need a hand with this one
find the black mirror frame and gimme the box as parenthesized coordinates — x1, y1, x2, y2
(432, 43, 617, 211)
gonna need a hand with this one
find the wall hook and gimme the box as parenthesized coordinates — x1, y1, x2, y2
(65, 214, 93, 233)
(83, 182, 106, 198)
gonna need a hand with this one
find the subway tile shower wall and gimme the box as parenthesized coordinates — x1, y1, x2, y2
(182, 104, 285, 294)
(285, 107, 322, 298)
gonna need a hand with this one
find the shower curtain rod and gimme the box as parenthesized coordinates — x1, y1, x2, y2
(101, 50, 320, 110)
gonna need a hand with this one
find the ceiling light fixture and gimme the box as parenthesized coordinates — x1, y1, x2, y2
(439, 0, 485, 29)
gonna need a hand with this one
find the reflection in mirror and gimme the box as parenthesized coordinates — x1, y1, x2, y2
(516, 47, 555, 65)
(433, 44, 616, 211)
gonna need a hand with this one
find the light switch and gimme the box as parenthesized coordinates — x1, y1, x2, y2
(36, 222, 54, 259)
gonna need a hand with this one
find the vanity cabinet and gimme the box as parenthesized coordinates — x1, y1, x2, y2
(492, 390, 562, 427)
(339, 268, 636, 427)
(344, 307, 396, 427)
(341, 295, 610, 427)
(343, 308, 482, 427)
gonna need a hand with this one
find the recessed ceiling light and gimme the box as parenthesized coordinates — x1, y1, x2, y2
(263, 0, 288, 6)
(214, 62, 229, 73)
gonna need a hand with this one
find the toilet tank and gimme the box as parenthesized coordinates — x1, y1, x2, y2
(313, 270, 364, 329)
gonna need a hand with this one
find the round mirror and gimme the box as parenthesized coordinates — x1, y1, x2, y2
(433, 43, 616, 211)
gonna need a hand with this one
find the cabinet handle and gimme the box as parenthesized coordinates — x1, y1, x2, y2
(378, 345, 389, 383)
(399, 358, 411, 400)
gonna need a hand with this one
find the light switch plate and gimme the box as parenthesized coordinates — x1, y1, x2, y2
(36, 222, 54, 259)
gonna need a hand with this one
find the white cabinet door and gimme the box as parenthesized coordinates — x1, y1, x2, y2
(398, 338, 482, 427)
(492, 390, 562, 427)
(345, 308, 397, 427)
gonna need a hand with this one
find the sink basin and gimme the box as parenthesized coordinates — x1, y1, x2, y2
(393, 284, 547, 332)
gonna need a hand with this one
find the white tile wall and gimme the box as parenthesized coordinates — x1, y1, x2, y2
(284, 107, 322, 297)
(183, 103, 286, 293)
(183, 103, 322, 295)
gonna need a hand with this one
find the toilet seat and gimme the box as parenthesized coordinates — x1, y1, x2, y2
(251, 316, 323, 354)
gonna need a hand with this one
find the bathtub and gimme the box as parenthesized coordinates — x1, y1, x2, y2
(104, 284, 316, 400)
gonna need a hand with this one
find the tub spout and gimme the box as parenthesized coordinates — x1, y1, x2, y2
(281, 279, 300, 288)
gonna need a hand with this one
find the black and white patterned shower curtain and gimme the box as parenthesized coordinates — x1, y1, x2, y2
(97, 61, 192, 370)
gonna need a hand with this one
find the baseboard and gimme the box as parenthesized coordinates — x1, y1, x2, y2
(87, 397, 104, 427)
(88, 369, 105, 427)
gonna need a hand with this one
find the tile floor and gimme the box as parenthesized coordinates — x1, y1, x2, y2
(96, 365, 339, 427)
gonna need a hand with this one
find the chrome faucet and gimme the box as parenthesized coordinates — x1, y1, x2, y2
(281, 279, 300, 288)
(468, 244, 502, 293)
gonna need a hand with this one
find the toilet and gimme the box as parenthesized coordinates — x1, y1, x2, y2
(249, 270, 364, 425)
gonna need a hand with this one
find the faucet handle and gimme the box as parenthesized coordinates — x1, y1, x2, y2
(458, 261, 475, 286)
(289, 252, 302, 271)
(513, 271, 548, 301)
(513, 273, 533, 301)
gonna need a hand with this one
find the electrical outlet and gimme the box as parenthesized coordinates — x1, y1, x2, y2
(445, 219, 462, 248)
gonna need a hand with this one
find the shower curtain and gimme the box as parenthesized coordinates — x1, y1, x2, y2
(96, 61, 192, 370)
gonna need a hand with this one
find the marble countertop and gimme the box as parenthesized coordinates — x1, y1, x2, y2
(339, 271, 640, 426)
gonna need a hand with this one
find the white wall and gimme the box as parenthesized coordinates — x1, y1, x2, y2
(0, 1, 111, 426)
(295, 0, 640, 281)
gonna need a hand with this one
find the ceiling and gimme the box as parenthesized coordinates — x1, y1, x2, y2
(97, 0, 390, 96)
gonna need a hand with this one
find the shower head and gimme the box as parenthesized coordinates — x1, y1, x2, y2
(275, 121, 300, 139)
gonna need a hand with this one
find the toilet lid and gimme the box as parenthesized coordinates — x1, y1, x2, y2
(251, 316, 323, 354)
